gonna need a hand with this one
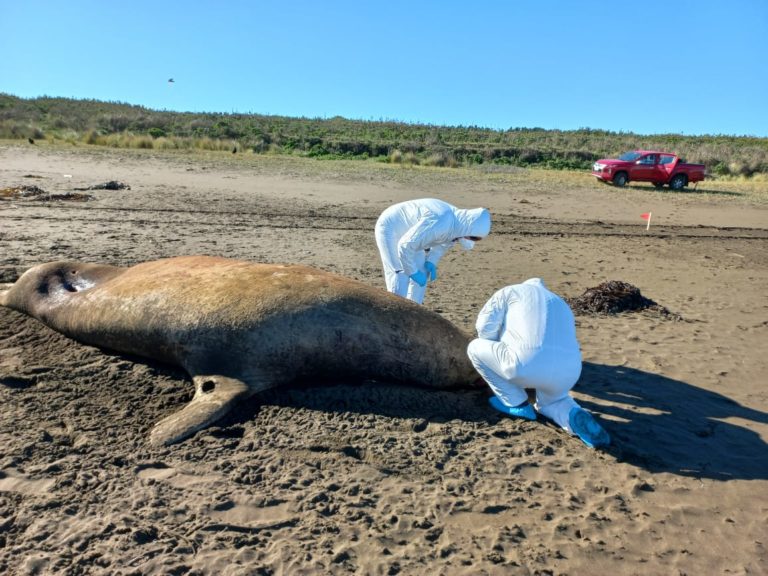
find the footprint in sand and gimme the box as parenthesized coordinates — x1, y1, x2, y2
(206, 498, 296, 530)
(134, 464, 296, 530)
(135, 463, 226, 488)
(0, 469, 56, 494)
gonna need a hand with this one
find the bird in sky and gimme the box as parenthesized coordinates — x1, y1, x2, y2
(168, 78, 175, 83)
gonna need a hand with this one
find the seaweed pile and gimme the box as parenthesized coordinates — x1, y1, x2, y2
(73, 180, 130, 191)
(0, 185, 47, 199)
(0, 185, 93, 202)
(567, 280, 680, 319)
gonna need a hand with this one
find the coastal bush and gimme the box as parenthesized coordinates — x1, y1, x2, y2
(422, 151, 458, 168)
(1, 93, 766, 176)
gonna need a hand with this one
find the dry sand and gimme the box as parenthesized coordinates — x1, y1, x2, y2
(1, 143, 767, 575)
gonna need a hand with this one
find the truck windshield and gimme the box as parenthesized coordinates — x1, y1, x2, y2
(618, 151, 643, 161)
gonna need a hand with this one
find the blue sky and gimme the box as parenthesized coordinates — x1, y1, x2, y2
(2, 0, 767, 136)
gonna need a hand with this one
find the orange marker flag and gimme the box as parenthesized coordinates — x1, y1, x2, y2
(641, 212, 652, 230)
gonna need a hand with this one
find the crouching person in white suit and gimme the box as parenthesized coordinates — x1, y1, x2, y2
(467, 279, 610, 448)
(374, 198, 491, 304)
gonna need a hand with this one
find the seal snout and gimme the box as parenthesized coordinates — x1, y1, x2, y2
(62, 269, 79, 293)
(0, 285, 10, 307)
(3, 259, 123, 316)
(60, 269, 97, 293)
(35, 268, 95, 298)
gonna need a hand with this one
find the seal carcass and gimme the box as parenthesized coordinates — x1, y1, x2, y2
(0, 256, 478, 445)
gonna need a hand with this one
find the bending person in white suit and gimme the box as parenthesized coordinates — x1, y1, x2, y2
(467, 278, 610, 448)
(374, 198, 491, 304)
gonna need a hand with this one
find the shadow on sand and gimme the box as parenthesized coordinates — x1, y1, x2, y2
(249, 362, 767, 482)
(576, 362, 768, 481)
(623, 183, 744, 197)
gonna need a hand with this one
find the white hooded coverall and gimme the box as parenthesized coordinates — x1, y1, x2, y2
(467, 279, 584, 432)
(374, 198, 492, 304)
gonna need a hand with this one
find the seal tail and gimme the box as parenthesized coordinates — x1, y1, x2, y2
(149, 374, 252, 446)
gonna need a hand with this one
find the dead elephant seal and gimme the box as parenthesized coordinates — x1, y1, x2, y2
(1, 256, 479, 445)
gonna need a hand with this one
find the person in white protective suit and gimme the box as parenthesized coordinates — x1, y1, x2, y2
(374, 199, 492, 304)
(467, 279, 611, 448)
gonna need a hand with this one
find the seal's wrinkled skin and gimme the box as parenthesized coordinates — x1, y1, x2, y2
(1, 256, 478, 445)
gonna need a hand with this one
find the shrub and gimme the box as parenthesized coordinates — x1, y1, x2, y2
(153, 136, 183, 149)
(423, 151, 457, 168)
(84, 130, 101, 145)
(402, 152, 420, 165)
(306, 143, 329, 157)
(250, 138, 270, 153)
(729, 161, 752, 177)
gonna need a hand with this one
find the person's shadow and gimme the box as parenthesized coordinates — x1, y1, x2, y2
(246, 362, 768, 482)
(575, 362, 768, 480)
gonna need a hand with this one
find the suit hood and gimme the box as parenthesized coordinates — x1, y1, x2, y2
(454, 207, 491, 238)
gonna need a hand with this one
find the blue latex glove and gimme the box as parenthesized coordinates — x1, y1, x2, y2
(409, 270, 427, 287)
(424, 261, 438, 282)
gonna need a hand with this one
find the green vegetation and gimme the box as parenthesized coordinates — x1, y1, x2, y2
(2, 93, 767, 176)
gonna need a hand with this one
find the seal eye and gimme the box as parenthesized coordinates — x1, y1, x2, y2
(201, 380, 216, 393)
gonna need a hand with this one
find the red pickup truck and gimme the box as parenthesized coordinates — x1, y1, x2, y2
(592, 150, 706, 190)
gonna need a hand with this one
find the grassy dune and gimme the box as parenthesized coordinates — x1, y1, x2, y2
(2, 93, 767, 178)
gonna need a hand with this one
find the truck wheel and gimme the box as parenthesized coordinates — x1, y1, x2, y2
(669, 175, 687, 190)
(613, 172, 628, 187)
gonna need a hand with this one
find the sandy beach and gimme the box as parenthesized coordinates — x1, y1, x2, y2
(1, 142, 766, 575)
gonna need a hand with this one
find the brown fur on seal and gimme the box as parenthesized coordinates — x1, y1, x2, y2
(1, 256, 479, 445)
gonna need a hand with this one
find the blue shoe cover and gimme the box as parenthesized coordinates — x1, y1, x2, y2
(568, 407, 610, 448)
(489, 396, 536, 421)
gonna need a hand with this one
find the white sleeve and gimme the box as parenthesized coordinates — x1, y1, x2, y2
(475, 290, 508, 340)
(425, 241, 452, 265)
(397, 216, 440, 275)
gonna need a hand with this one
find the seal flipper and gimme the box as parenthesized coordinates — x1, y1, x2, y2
(150, 375, 252, 446)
